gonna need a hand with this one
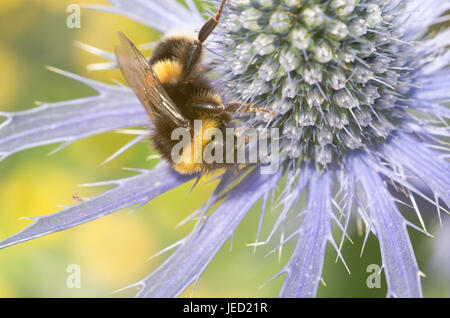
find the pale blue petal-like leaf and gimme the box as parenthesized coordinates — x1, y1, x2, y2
(351, 154, 423, 298)
(402, 123, 450, 147)
(278, 169, 333, 298)
(0, 163, 192, 249)
(399, 0, 450, 39)
(261, 165, 310, 246)
(75, 41, 119, 71)
(409, 100, 450, 119)
(74, 41, 116, 61)
(414, 71, 450, 100)
(0, 68, 147, 161)
(135, 167, 281, 298)
(420, 52, 450, 78)
(381, 133, 450, 208)
(84, 0, 204, 33)
(416, 29, 450, 75)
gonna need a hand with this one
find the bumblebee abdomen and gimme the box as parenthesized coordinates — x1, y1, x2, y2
(151, 114, 228, 175)
(172, 116, 224, 175)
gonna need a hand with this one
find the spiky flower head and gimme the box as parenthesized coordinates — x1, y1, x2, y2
(0, 0, 449, 298)
(219, 0, 420, 166)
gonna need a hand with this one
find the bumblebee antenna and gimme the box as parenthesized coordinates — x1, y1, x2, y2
(215, 0, 227, 22)
(198, 0, 228, 43)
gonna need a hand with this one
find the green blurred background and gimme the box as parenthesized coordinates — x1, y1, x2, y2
(0, 0, 448, 297)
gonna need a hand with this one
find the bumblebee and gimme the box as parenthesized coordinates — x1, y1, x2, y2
(114, 0, 272, 175)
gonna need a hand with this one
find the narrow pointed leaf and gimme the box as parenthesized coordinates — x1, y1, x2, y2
(381, 134, 450, 208)
(0, 163, 192, 249)
(351, 154, 422, 298)
(136, 167, 281, 298)
(0, 69, 147, 160)
(279, 170, 333, 298)
(401, 0, 450, 39)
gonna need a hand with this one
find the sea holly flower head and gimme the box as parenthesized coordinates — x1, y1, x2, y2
(219, 0, 427, 167)
(0, 0, 449, 298)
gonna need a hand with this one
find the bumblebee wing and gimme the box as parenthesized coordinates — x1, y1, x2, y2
(114, 32, 187, 127)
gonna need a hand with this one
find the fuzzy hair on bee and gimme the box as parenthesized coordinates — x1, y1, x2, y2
(114, 0, 273, 175)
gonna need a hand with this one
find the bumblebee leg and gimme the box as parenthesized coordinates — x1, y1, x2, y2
(198, 0, 227, 43)
(181, 0, 228, 83)
(181, 40, 203, 82)
(203, 61, 219, 73)
(224, 102, 276, 116)
(192, 103, 225, 113)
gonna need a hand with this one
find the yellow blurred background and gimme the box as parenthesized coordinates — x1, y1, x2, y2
(0, 0, 448, 297)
